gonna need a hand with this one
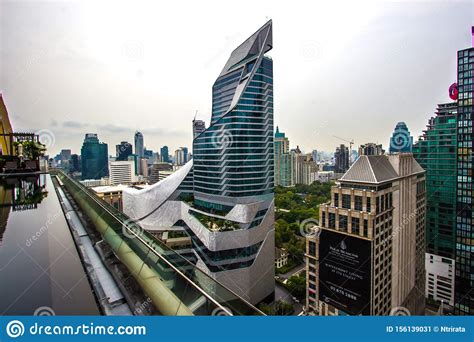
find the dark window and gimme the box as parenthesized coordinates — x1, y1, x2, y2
(355, 196, 363, 211)
(342, 194, 351, 209)
(329, 213, 336, 228)
(339, 215, 348, 231)
(367, 197, 371, 213)
(351, 217, 360, 234)
(334, 193, 339, 207)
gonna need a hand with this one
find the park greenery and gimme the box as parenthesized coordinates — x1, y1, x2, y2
(284, 274, 306, 301)
(258, 300, 295, 316)
(275, 182, 332, 269)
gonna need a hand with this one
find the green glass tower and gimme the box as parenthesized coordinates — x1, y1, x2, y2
(81, 133, 108, 180)
(413, 103, 458, 258)
(413, 103, 457, 306)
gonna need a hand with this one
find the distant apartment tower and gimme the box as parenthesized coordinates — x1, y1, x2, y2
(334, 144, 350, 174)
(413, 102, 457, 306)
(306, 154, 426, 315)
(274, 127, 293, 187)
(116, 141, 132, 161)
(389, 122, 413, 153)
(358, 143, 384, 156)
(193, 119, 206, 138)
(109, 160, 136, 185)
(81, 133, 108, 180)
(293, 150, 318, 185)
(454, 38, 474, 315)
(160, 146, 170, 163)
(174, 148, 185, 166)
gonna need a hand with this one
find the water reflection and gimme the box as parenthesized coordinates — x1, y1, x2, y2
(0, 174, 99, 315)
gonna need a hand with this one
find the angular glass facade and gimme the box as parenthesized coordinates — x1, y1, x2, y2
(455, 47, 474, 315)
(193, 24, 274, 201)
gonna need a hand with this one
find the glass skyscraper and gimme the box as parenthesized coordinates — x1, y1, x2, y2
(389, 122, 413, 153)
(80, 133, 108, 180)
(123, 21, 275, 305)
(116, 141, 132, 161)
(134, 131, 144, 158)
(413, 102, 457, 306)
(455, 45, 474, 315)
(193, 29, 274, 199)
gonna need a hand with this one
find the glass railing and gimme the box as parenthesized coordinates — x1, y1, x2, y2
(53, 170, 264, 316)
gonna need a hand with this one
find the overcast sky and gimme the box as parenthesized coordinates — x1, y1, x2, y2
(1, 0, 473, 156)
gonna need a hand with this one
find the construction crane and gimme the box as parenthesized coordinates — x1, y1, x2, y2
(332, 135, 355, 164)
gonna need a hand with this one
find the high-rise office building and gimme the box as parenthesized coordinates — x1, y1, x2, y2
(116, 141, 132, 161)
(334, 144, 350, 174)
(70, 154, 81, 173)
(306, 154, 426, 315)
(359, 143, 384, 156)
(193, 119, 206, 138)
(274, 126, 293, 186)
(134, 131, 145, 174)
(454, 36, 473, 315)
(413, 102, 457, 306)
(160, 145, 170, 163)
(389, 122, 413, 153)
(134, 131, 144, 158)
(181, 147, 189, 164)
(109, 160, 136, 185)
(81, 133, 108, 180)
(124, 20, 275, 304)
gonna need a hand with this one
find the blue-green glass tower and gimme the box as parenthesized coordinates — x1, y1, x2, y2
(80, 133, 108, 180)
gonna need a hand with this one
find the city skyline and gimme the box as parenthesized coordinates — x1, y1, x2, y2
(1, 1, 473, 156)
